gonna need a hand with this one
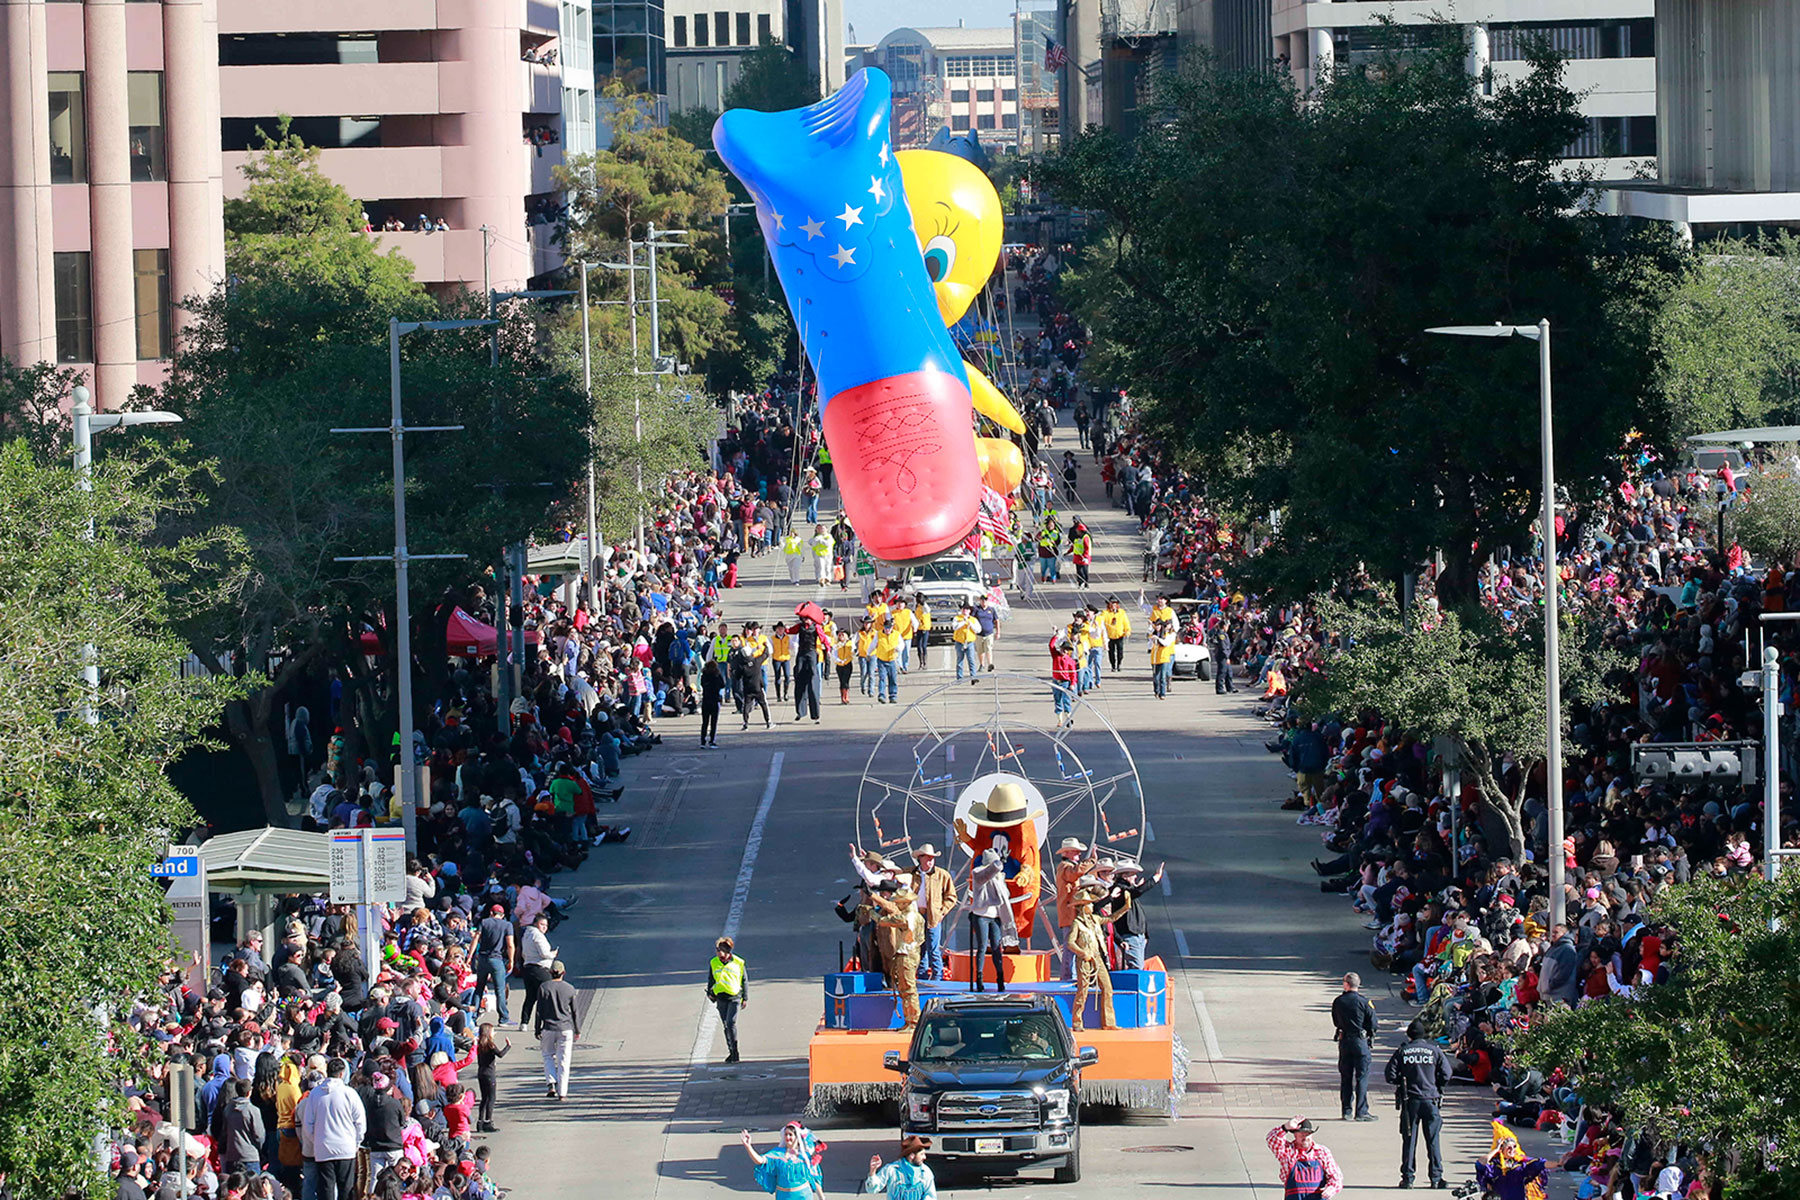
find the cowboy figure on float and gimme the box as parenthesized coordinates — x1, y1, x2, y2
(953, 780, 1041, 947)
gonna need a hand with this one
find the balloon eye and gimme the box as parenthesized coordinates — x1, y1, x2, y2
(923, 235, 957, 284)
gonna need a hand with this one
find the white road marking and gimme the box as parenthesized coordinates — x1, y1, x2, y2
(1145, 818, 1156, 842)
(1173, 928, 1191, 958)
(690, 752, 785, 1066)
(1191, 986, 1225, 1061)
(1160, 873, 1172, 896)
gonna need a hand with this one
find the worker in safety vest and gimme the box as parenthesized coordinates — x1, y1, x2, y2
(810, 525, 833, 586)
(782, 529, 805, 584)
(705, 937, 749, 1064)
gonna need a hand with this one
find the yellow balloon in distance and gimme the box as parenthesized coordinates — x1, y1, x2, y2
(897, 149, 1004, 327)
(968, 364, 1027, 435)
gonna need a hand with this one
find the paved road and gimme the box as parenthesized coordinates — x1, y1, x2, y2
(475, 419, 1550, 1197)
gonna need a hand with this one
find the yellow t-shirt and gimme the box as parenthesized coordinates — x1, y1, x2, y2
(913, 605, 933, 632)
(745, 633, 769, 659)
(893, 607, 917, 637)
(952, 615, 978, 644)
(1150, 634, 1176, 665)
(857, 629, 876, 656)
(771, 631, 792, 661)
(876, 628, 902, 661)
(867, 600, 890, 626)
(834, 637, 855, 666)
(1101, 608, 1133, 639)
(1151, 602, 1175, 625)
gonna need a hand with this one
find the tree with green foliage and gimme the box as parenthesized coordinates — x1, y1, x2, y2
(1729, 447, 1800, 566)
(1043, 46, 1684, 601)
(1654, 238, 1800, 439)
(579, 345, 721, 539)
(155, 128, 591, 825)
(1294, 596, 1622, 860)
(0, 441, 240, 1195)
(216, 120, 432, 365)
(1517, 870, 1800, 1199)
(0, 356, 83, 465)
(557, 83, 733, 367)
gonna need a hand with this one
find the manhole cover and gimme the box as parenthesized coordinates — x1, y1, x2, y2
(1121, 1145, 1195, 1154)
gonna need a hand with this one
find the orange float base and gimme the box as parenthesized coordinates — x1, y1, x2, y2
(943, 949, 1052, 983)
(807, 1022, 1177, 1111)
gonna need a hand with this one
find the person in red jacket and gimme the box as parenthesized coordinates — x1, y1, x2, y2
(442, 1082, 475, 1153)
(1050, 633, 1079, 728)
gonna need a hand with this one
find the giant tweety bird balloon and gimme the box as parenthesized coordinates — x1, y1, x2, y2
(897, 148, 1027, 495)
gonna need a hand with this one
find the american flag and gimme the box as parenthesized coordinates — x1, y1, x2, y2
(976, 486, 1015, 547)
(1044, 37, 1069, 70)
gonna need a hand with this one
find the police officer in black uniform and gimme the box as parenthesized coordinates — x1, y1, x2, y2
(1384, 1019, 1453, 1188)
(1330, 972, 1379, 1122)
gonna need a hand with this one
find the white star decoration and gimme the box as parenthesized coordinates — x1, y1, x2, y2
(869, 175, 887, 203)
(837, 203, 864, 229)
(831, 244, 857, 268)
(800, 216, 825, 241)
(878, 141, 890, 167)
(770, 209, 785, 230)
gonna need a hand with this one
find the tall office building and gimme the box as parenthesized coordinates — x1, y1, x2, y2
(216, 0, 580, 293)
(0, 0, 225, 408)
(1270, 2, 1656, 174)
(872, 25, 1021, 150)
(664, 0, 841, 113)
(1602, 0, 1800, 234)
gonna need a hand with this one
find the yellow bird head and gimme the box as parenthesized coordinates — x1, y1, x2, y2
(897, 149, 1004, 327)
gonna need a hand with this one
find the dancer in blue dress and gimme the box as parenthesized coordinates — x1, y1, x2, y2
(743, 1124, 824, 1199)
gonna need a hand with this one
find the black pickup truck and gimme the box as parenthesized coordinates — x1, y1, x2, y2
(883, 993, 1098, 1183)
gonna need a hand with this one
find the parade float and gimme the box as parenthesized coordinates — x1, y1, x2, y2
(806, 674, 1185, 1114)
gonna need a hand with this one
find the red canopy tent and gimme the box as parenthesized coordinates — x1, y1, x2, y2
(357, 608, 539, 657)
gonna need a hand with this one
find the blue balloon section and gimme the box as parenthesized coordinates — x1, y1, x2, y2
(712, 68, 970, 410)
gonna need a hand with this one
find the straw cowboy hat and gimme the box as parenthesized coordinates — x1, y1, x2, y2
(1058, 836, 1088, 854)
(861, 850, 898, 871)
(913, 844, 941, 859)
(967, 781, 1030, 828)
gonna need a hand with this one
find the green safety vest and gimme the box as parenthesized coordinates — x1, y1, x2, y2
(782, 533, 803, 556)
(708, 954, 746, 997)
(817, 445, 832, 466)
(712, 635, 731, 662)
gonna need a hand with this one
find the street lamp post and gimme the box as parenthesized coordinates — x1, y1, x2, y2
(1427, 318, 1566, 928)
(578, 261, 602, 615)
(70, 386, 182, 724)
(333, 317, 492, 849)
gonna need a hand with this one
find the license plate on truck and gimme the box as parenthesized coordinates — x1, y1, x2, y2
(974, 1138, 1004, 1154)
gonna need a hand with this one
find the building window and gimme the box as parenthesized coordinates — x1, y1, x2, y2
(694, 12, 708, 45)
(758, 13, 771, 42)
(54, 251, 92, 363)
(1562, 114, 1657, 159)
(736, 12, 750, 45)
(1003, 88, 1017, 100)
(950, 114, 970, 131)
(977, 114, 996, 129)
(1002, 113, 1018, 129)
(950, 88, 969, 102)
(128, 72, 166, 182)
(714, 11, 729, 45)
(672, 15, 687, 45)
(1491, 18, 1654, 61)
(976, 87, 994, 100)
(134, 248, 171, 360)
(944, 54, 1009, 77)
(48, 72, 86, 183)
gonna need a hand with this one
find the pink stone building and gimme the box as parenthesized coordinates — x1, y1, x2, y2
(216, 0, 577, 295)
(0, 0, 226, 409)
(0, 0, 579, 408)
